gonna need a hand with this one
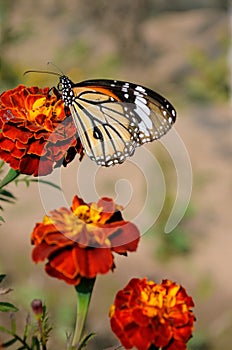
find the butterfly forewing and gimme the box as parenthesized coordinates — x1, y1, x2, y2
(59, 76, 176, 166)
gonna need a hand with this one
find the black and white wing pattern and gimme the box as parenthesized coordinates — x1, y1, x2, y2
(58, 76, 176, 166)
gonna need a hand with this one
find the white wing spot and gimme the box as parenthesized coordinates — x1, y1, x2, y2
(122, 87, 128, 92)
(135, 96, 147, 106)
(135, 85, 146, 93)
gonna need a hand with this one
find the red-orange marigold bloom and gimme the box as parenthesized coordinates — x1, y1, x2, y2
(31, 195, 140, 285)
(110, 278, 195, 350)
(0, 85, 83, 176)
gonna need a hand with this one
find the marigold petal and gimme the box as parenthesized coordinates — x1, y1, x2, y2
(123, 322, 151, 350)
(71, 195, 86, 209)
(31, 223, 57, 244)
(45, 263, 81, 285)
(97, 197, 116, 223)
(110, 316, 133, 349)
(2, 124, 32, 143)
(75, 247, 114, 278)
(49, 248, 79, 279)
(19, 156, 52, 176)
(163, 339, 187, 350)
(44, 233, 74, 247)
(32, 243, 58, 262)
(0, 137, 25, 155)
(152, 322, 172, 348)
(0, 154, 20, 170)
(111, 222, 140, 252)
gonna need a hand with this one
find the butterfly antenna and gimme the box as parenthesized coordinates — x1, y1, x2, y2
(47, 61, 65, 75)
(23, 69, 62, 77)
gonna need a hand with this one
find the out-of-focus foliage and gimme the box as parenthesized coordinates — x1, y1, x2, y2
(185, 46, 230, 103)
(0, 1, 29, 89)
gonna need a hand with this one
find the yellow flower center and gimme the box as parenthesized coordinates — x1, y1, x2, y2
(140, 281, 180, 319)
(28, 98, 47, 121)
(44, 202, 113, 246)
(73, 203, 102, 224)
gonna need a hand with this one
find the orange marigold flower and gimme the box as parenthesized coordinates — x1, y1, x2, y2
(0, 85, 83, 176)
(31, 195, 140, 285)
(110, 278, 195, 350)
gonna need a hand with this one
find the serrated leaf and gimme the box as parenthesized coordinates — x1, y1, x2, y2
(0, 302, 18, 312)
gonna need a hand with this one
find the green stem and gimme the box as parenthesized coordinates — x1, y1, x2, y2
(72, 278, 96, 349)
(12, 333, 31, 350)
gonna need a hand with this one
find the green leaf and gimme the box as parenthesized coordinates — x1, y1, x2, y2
(0, 161, 5, 170)
(2, 337, 17, 347)
(0, 325, 12, 335)
(0, 302, 19, 312)
(0, 169, 20, 189)
(0, 189, 16, 199)
(14, 176, 62, 191)
(31, 178, 62, 191)
(0, 215, 5, 222)
(0, 274, 6, 283)
(78, 332, 96, 350)
(0, 196, 16, 204)
(31, 336, 40, 350)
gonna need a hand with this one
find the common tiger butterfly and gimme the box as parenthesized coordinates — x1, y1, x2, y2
(25, 69, 177, 166)
(57, 75, 176, 167)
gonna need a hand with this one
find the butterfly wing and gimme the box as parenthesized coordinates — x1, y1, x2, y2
(60, 77, 176, 166)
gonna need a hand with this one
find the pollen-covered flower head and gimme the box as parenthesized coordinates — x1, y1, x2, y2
(0, 85, 83, 176)
(110, 278, 195, 350)
(31, 195, 140, 285)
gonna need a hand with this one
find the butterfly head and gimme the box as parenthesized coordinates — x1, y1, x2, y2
(58, 75, 75, 106)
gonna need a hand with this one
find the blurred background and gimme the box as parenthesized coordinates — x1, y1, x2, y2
(0, 0, 231, 349)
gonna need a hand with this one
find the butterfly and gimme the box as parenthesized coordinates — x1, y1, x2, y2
(56, 75, 177, 167)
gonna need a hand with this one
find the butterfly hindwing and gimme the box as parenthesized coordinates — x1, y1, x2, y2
(59, 76, 176, 166)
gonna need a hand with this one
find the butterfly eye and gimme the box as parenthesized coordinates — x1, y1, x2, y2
(57, 82, 63, 91)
